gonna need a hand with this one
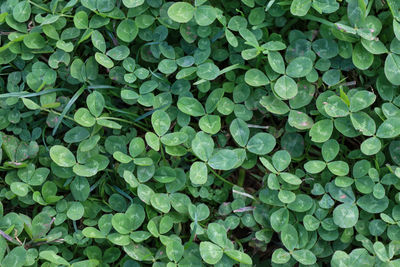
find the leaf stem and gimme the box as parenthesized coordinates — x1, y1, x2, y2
(207, 166, 235, 187)
(302, 15, 335, 27)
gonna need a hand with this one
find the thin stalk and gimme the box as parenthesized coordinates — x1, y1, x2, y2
(207, 166, 235, 187)
(28, 0, 51, 12)
(98, 116, 150, 132)
(303, 15, 335, 27)
(237, 168, 245, 187)
(366, 0, 374, 16)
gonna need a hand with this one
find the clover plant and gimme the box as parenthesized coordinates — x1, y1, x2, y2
(1, 0, 400, 266)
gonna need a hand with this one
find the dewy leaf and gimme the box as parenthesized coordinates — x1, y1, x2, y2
(167, 2, 195, 23)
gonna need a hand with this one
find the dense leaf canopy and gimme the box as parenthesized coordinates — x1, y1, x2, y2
(1, 0, 400, 266)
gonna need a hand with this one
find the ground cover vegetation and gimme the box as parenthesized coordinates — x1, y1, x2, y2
(1, 0, 400, 266)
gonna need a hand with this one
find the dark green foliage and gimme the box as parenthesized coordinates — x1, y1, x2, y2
(0, 0, 400, 266)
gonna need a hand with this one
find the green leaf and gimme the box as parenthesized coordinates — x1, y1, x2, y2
(74, 108, 96, 127)
(281, 224, 298, 251)
(357, 194, 389, 213)
(290, 0, 311, 16)
(13, 1, 31, 23)
(274, 75, 298, 100)
(247, 133, 276, 155)
(333, 203, 359, 228)
(167, 2, 195, 23)
(10, 182, 29, 197)
(199, 115, 221, 135)
(2, 246, 26, 267)
(352, 43, 374, 70)
(82, 227, 106, 238)
(106, 46, 130, 61)
(67, 202, 85, 220)
(286, 57, 313, 78)
(117, 19, 138, 43)
(95, 52, 114, 69)
(272, 248, 291, 264)
(199, 241, 223, 264)
(87, 91, 105, 117)
(208, 149, 241, 171)
(194, 5, 217, 26)
(376, 118, 400, 138)
(23, 33, 46, 49)
(39, 251, 69, 266)
(122, 0, 144, 8)
(151, 193, 171, 213)
(360, 136, 381, 155)
(310, 119, 333, 143)
(207, 223, 228, 248)
(177, 97, 205, 117)
(292, 249, 317, 265)
(245, 69, 269, 87)
(373, 242, 389, 262)
(304, 160, 326, 174)
(160, 132, 188, 146)
(230, 118, 250, 147)
(197, 62, 220, 80)
(191, 131, 214, 161)
(50, 145, 76, 167)
(385, 53, 400, 85)
(288, 110, 313, 129)
(91, 30, 106, 53)
(74, 11, 88, 29)
(190, 161, 208, 185)
(325, 95, 349, 117)
(327, 161, 349, 176)
(224, 250, 252, 265)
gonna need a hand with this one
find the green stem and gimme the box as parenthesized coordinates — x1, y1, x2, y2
(303, 15, 335, 27)
(41, 107, 74, 121)
(366, 0, 374, 16)
(160, 144, 167, 164)
(28, 0, 51, 12)
(99, 116, 150, 132)
(238, 168, 245, 187)
(207, 166, 235, 187)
